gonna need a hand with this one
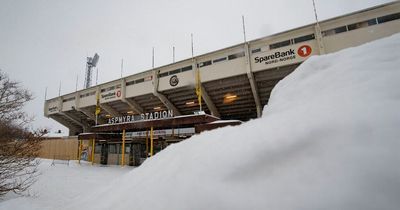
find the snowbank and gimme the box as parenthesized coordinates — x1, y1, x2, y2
(68, 33, 400, 210)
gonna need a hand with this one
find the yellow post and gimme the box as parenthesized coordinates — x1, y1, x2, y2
(196, 69, 202, 111)
(91, 138, 95, 165)
(121, 129, 126, 166)
(78, 139, 82, 164)
(145, 130, 149, 157)
(150, 126, 154, 156)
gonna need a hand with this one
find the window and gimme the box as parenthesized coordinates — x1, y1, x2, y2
(199, 60, 212, 67)
(347, 19, 376, 31)
(125, 145, 131, 153)
(228, 52, 245, 60)
(251, 48, 261, 54)
(377, 12, 400, 24)
(126, 80, 135, 86)
(101, 86, 115, 93)
(293, 34, 315, 44)
(80, 91, 95, 98)
(213, 57, 227, 63)
(322, 26, 347, 36)
(367, 18, 378, 26)
(334, 26, 347, 34)
(109, 144, 117, 154)
(95, 144, 102, 154)
(159, 72, 169, 78)
(135, 78, 145, 84)
(169, 68, 181, 75)
(269, 40, 291, 49)
(181, 65, 193, 72)
(62, 97, 75, 102)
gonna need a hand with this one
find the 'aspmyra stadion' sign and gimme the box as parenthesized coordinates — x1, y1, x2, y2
(107, 110, 174, 124)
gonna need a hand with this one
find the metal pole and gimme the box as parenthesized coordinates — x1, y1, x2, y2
(58, 81, 61, 96)
(191, 33, 194, 58)
(152, 47, 155, 69)
(75, 74, 79, 91)
(173, 46, 175, 63)
(242, 15, 247, 43)
(121, 59, 124, 78)
(78, 139, 82, 164)
(44, 87, 48, 100)
(121, 129, 126, 166)
(312, 0, 320, 23)
(150, 126, 154, 156)
(146, 130, 149, 157)
(96, 68, 98, 85)
(91, 138, 95, 165)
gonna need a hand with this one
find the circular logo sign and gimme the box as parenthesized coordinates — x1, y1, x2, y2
(116, 89, 121, 97)
(169, 75, 179, 86)
(297, 45, 312, 57)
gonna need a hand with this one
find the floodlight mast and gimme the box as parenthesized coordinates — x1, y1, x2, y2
(84, 53, 99, 89)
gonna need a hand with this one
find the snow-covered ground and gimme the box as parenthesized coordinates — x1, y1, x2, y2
(0, 160, 131, 210)
(1, 33, 400, 210)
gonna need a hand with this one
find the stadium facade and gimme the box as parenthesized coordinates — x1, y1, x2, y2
(44, 2, 400, 165)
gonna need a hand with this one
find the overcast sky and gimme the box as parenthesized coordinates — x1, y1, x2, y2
(0, 0, 393, 134)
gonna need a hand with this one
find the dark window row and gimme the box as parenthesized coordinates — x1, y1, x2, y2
(213, 57, 227, 63)
(62, 97, 75, 102)
(80, 91, 95, 98)
(266, 34, 315, 51)
(158, 65, 193, 78)
(293, 34, 315, 44)
(228, 52, 245, 60)
(101, 86, 115, 93)
(378, 12, 400, 24)
(101, 85, 121, 92)
(196, 51, 245, 68)
(269, 40, 291, 50)
(323, 12, 400, 37)
(251, 48, 261, 54)
(126, 76, 152, 86)
(198, 60, 212, 68)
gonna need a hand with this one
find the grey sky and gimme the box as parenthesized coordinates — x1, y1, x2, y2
(0, 0, 393, 133)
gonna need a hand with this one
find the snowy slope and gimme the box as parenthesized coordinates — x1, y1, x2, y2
(1, 33, 400, 210)
(68, 33, 400, 210)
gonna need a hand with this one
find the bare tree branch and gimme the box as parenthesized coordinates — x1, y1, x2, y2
(0, 70, 43, 197)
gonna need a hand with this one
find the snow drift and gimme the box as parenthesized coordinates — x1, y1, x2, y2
(71, 34, 400, 210)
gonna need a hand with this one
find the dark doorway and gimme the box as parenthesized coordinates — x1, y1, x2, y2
(100, 143, 108, 165)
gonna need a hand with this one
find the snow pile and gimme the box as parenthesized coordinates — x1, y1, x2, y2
(67, 33, 400, 210)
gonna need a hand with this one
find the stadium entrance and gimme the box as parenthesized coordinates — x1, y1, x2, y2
(78, 113, 240, 166)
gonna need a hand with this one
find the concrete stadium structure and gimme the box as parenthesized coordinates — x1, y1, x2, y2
(45, 2, 400, 136)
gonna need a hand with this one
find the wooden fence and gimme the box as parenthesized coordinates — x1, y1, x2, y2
(39, 136, 79, 160)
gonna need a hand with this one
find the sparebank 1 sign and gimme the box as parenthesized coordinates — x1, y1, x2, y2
(252, 42, 315, 70)
(101, 88, 122, 102)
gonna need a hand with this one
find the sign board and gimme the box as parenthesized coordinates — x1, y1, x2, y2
(101, 88, 121, 101)
(251, 41, 317, 71)
(107, 110, 174, 124)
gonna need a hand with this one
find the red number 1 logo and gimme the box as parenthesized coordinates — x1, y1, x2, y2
(297, 45, 312, 57)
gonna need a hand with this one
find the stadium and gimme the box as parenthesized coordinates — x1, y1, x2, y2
(44, 1, 400, 165)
